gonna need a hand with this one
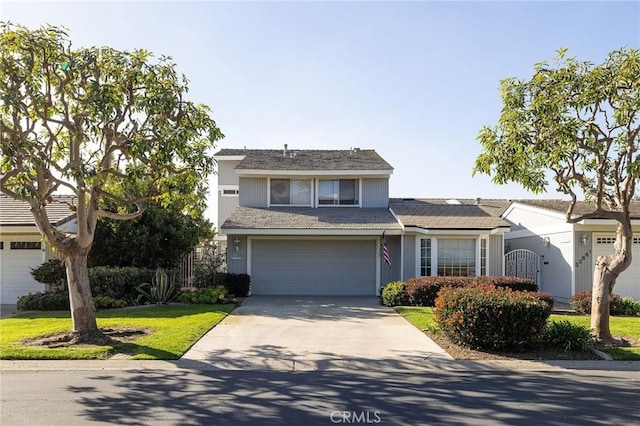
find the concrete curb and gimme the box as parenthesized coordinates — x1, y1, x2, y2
(1, 359, 638, 372)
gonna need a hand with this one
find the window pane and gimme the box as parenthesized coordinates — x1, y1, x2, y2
(437, 239, 475, 277)
(270, 179, 290, 204)
(420, 238, 432, 276)
(10, 241, 42, 250)
(318, 180, 338, 205)
(290, 180, 311, 205)
(480, 239, 487, 276)
(339, 179, 357, 205)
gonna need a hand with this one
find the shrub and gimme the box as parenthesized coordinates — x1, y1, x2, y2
(93, 295, 128, 310)
(404, 276, 538, 307)
(192, 244, 226, 288)
(613, 297, 640, 316)
(531, 291, 554, 309)
(380, 281, 409, 307)
(570, 290, 634, 315)
(136, 269, 180, 304)
(31, 260, 67, 292)
(178, 286, 228, 304)
(570, 291, 592, 314)
(472, 276, 537, 292)
(405, 277, 469, 307)
(543, 320, 594, 352)
(89, 267, 154, 303)
(17, 292, 70, 311)
(435, 284, 551, 350)
(223, 273, 251, 297)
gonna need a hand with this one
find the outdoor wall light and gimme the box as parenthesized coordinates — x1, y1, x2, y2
(543, 236, 550, 247)
(581, 234, 589, 247)
(233, 237, 241, 255)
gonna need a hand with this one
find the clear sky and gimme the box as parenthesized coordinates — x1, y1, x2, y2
(2, 1, 639, 225)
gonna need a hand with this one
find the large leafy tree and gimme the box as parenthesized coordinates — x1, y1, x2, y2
(474, 48, 639, 344)
(89, 202, 214, 269)
(0, 23, 223, 342)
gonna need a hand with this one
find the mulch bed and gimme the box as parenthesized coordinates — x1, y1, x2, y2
(424, 331, 601, 360)
(22, 326, 153, 348)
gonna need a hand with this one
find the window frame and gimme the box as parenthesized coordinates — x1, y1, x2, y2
(316, 178, 361, 207)
(268, 178, 313, 207)
(10, 241, 42, 250)
(418, 236, 488, 277)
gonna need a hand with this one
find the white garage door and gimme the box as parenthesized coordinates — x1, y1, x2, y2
(250, 239, 377, 296)
(593, 235, 640, 300)
(0, 242, 46, 304)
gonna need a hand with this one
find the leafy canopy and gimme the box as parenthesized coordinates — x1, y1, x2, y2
(0, 22, 223, 249)
(474, 48, 640, 219)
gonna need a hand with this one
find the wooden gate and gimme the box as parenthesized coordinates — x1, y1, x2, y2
(504, 249, 540, 287)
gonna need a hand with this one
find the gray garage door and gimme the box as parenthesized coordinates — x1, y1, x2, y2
(251, 239, 376, 295)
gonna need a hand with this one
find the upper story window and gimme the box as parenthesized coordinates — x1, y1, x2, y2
(270, 179, 311, 206)
(318, 179, 359, 206)
(221, 189, 239, 197)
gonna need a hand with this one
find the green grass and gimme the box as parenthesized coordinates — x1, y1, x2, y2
(396, 306, 640, 360)
(0, 304, 234, 360)
(395, 307, 437, 331)
(550, 313, 640, 360)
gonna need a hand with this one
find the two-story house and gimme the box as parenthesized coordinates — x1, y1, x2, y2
(215, 146, 510, 296)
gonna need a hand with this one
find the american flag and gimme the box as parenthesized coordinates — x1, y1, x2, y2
(381, 231, 391, 267)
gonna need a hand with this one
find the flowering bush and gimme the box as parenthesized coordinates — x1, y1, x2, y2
(435, 284, 551, 350)
(405, 276, 537, 307)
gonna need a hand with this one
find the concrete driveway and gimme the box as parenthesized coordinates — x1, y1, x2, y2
(181, 296, 453, 370)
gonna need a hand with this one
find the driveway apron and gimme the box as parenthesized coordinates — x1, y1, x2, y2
(181, 296, 453, 370)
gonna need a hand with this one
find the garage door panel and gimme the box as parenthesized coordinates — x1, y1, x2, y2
(593, 234, 640, 300)
(251, 239, 376, 296)
(0, 250, 46, 303)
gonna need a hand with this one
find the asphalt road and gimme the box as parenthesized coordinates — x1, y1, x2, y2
(1, 364, 639, 425)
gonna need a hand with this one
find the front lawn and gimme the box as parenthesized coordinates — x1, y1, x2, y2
(396, 307, 640, 360)
(0, 304, 234, 360)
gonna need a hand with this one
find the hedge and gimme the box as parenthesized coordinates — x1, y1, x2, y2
(571, 290, 640, 316)
(405, 276, 538, 307)
(435, 284, 551, 350)
(88, 267, 155, 303)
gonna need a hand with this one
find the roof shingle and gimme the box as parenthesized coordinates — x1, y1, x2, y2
(389, 198, 511, 230)
(222, 207, 401, 230)
(215, 148, 393, 171)
(0, 195, 77, 226)
(514, 199, 640, 219)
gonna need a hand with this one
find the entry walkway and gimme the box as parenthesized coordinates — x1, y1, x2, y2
(181, 296, 453, 370)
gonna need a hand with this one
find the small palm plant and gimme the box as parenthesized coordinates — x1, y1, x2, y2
(136, 269, 180, 305)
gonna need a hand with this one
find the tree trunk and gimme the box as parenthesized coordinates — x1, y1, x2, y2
(590, 220, 633, 345)
(590, 259, 613, 343)
(62, 247, 102, 342)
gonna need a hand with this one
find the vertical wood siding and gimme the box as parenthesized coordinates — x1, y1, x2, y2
(361, 178, 390, 208)
(380, 235, 402, 285)
(226, 235, 248, 274)
(402, 234, 416, 280)
(489, 234, 503, 276)
(239, 177, 268, 207)
(574, 231, 592, 293)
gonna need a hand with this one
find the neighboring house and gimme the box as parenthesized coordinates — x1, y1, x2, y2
(215, 147, 510, 296)
(502, 200, 640, 303)
(0, 195, 77, 304)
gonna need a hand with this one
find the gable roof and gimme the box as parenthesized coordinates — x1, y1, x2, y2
(0, 195, 77, 227)
(215, 148, 393, 171)
(513, 199, 640, 219)
(390, 198, 511, 230)
(222, 207, 401, 231)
